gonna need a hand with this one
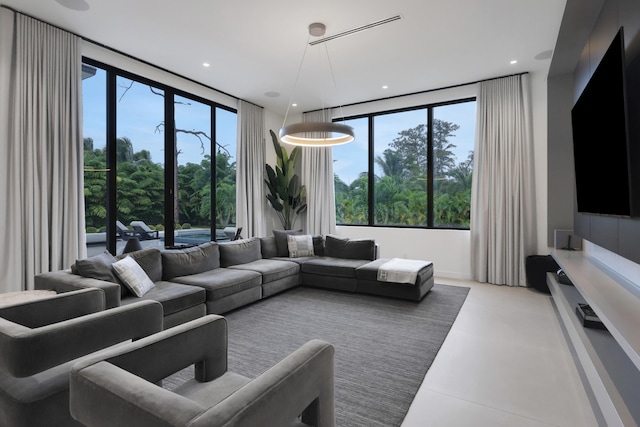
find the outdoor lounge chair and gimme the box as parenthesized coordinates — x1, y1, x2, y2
(115, 220, 137, 239)
(130, 220, 159, 240)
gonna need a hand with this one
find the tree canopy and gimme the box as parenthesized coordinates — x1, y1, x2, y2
(335, 119, 472, 228)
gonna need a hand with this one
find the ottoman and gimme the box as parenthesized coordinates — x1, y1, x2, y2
(355, 258, 434, 301)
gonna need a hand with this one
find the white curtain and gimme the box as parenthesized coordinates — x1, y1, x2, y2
(235, 100, 266, 238)
(0, 10, 85, 292)
(301, 111, 337, 235)
(470, 74, 536, 287)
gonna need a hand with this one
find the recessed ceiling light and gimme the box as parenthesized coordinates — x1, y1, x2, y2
(510, 60, 518, 65)
(292, 103, 298, 107)
(202, 62, 210, 67)
(382, 85, 389, 89)
(55, 0, 89, 11)
(264, 91, 280, 98)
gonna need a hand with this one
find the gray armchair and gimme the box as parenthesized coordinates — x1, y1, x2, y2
(70, 315, 335, 427)
(0, 288, 163, 426)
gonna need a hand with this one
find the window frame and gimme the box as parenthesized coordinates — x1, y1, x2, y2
(82, 57, 237, 253)
(334, 96, 476, 230)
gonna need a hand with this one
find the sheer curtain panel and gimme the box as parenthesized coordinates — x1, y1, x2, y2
(235, 100, 266, 238)
(470, 74, 536, 287)
(301, 111, 337, 235)
(0, 9, 85, 292)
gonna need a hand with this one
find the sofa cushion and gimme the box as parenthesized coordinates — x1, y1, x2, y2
(112, 256, 155, 297)
(170, 268, 262, 300)
(287, 235, 314, 258)
(116, 248, 162, 283)
(74, 251, 119, 284)
(161, 242, 220, 280)
(324, 235, 375, 261)
(219, 238, 262, 267)
(301, 257, 371, 278)
(259, 237, 278, 259)
(120, 281, 205, 316)
(228, 259, 300, 284)
(273, 229, 303, 257)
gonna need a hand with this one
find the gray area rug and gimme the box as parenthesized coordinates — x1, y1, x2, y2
(166, 284, 469, 427)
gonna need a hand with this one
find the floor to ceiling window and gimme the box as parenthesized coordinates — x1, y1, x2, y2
(82, 59, 238, 254)
(333, 98, 476, 229)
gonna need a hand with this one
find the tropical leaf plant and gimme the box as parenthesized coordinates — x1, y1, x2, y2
(265, 129, 307, 229)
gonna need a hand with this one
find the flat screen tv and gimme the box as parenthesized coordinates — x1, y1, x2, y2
(571, 27, 634, 217)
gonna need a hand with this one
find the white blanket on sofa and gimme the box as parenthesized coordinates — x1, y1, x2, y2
(377, 258, 432, 285)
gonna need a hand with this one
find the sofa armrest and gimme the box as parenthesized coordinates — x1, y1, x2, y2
(71, 360, 203, 427)
(193, 339, 335, 427)
(35, 269, 122, 308)
(0, 300, 163, 378)
(0, 288, 105, 328)
(73, 315, 228, 384)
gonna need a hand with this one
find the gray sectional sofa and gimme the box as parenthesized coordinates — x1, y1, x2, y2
(35, 233, 434, 328)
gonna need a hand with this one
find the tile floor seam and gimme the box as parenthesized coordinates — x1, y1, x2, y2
(419, 387, 564, 427)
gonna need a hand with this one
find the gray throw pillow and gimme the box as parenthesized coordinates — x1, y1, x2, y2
(325, 235, 375, 261)
(273, 229, 303, 257)
(161, 242, 220, 280)
(312, 235, 325, 256)
(219, 237, 262, 267)
(74, 251, 119, 283)
(259, 237, 278, 259)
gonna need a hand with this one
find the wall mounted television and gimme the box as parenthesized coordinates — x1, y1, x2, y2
(571, 27, 636, 217)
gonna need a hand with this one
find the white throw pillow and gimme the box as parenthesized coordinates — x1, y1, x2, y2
(287, 234, 314, 258)
(112, 256, 155, 297)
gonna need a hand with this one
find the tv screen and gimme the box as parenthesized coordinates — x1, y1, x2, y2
(571, 28, 632, 217)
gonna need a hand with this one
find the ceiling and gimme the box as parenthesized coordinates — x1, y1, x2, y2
(2, 0, 567, 114)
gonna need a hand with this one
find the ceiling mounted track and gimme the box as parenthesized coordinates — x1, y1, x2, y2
(309, 15, 402, 45)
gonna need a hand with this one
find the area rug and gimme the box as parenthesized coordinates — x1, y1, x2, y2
(166, 284, 469, 427)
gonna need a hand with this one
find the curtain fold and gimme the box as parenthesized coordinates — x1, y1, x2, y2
(470, 74, 536, 287)
(301, 111, 337, 235)
(235, 100, 266, 238)
(0, 10, 85, 292)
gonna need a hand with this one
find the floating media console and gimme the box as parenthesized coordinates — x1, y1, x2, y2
(548, 248, 640, 427)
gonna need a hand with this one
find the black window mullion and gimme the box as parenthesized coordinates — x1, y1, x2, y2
(164, 91, 176, 247)
(106, 70, 117, 255)
(427, 107, 434, 227)
(367, 116, 375, 226)
(211, 107, 217, 241)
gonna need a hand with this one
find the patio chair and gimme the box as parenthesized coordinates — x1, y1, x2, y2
(70, 315, 335, 427)
(116, 220, 137, 239)
(0, 288, 163, 426)
(130, 220, 159, 240)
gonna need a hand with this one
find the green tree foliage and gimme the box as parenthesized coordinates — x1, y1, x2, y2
(335, 119, 472, 228)
(84, 139, 236, 231)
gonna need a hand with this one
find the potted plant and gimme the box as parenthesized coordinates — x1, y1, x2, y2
(265, 129, 307, 230)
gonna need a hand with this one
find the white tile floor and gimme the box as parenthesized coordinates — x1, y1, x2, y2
(401, 277, 599, 427)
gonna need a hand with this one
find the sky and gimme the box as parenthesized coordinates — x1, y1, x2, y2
(82, 67, 237, 166)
